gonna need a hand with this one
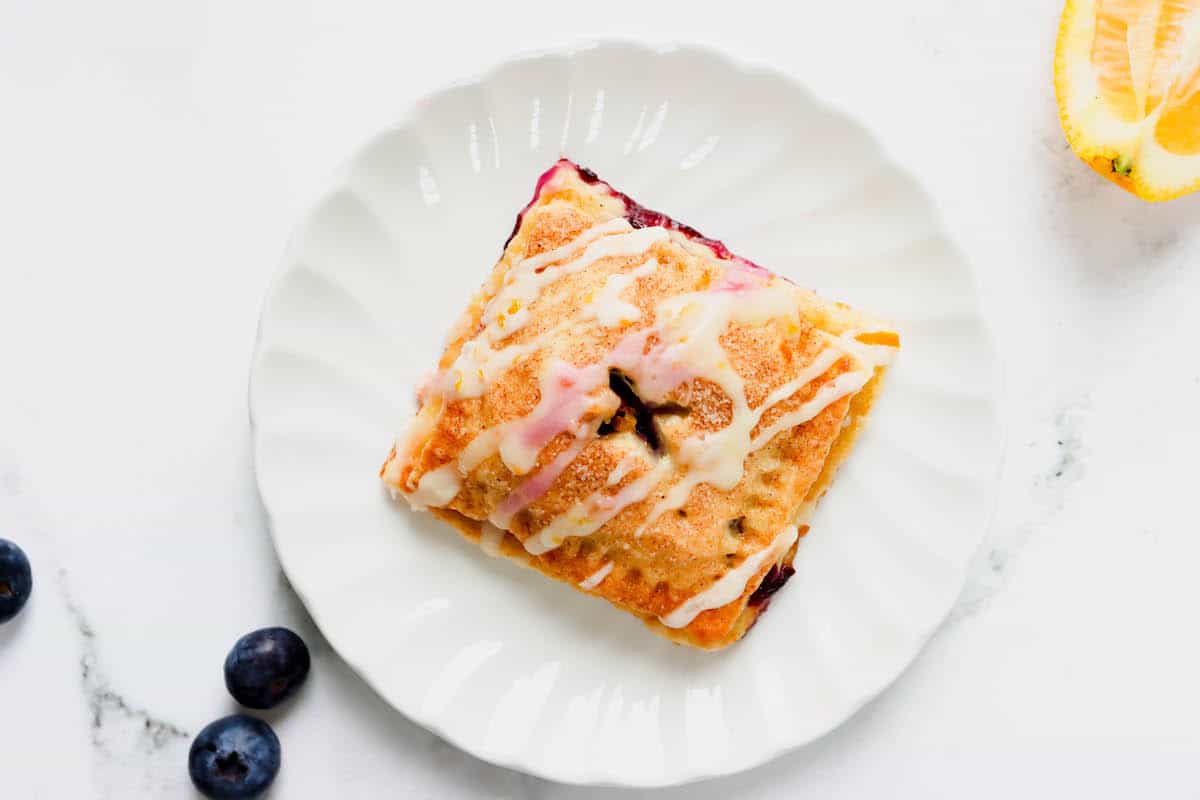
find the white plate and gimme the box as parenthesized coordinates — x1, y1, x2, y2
(250, 41, 1002, 787)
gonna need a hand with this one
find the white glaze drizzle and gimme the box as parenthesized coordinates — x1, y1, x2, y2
(416, 221, 667, 517)
(460, 426, 504, 472)
(479, 521, 506, 557)
(457, 360, 610, 474)
(447, 358, 611, 483)
(619, 285, 876, 535)
(831, 330, 898, 369)
(606, 452, 643, 486)
(632, 343, 847, 533)
(748, 368, 873, 449)
(578, 561, 614, 590)
(447, 221, 666, 398)
(583, 257, 660, 326)
(407, 463, 462, 510)
(504, 224, 663, 329)
(658, 524, 799, 629)
(515, 216, 632, 273)
(517, 317, 880, 555)
(523, 459, 675, 555)
(442, 217, 632, 399)
(455, 360, 617, 529)
(488, 430, 593, 529)
(391, 400, 440, 482)
(497, 360, 610, 475)
(448, 337, 539, 398)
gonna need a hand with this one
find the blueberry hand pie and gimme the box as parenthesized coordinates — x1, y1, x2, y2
(382, 160, 899, 650)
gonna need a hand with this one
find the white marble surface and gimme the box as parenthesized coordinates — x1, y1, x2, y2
(2, 1, 1199, 797)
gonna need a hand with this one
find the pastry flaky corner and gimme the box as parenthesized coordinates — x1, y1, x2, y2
(381, 159, 899, 650)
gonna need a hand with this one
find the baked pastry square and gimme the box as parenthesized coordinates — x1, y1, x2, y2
(382, 159, 899, 650)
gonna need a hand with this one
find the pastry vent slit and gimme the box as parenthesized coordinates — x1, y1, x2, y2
(597, 369, 687, 453)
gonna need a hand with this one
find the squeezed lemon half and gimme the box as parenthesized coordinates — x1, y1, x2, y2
(1056, 0, 1200, 200)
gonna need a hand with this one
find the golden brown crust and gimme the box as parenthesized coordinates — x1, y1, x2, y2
(382, 160, 898, 649)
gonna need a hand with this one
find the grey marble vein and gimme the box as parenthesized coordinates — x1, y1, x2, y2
(950, 401, 1090, 623)
(58, 569, 189, 754)
(1037, 404, 1087, 497)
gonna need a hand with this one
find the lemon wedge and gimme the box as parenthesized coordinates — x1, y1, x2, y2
(1056, 0, 1200, 200)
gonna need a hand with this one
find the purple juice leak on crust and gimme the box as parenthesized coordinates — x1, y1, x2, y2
(503, 159, 764, 270)
(574, 164, 602, 184)
(748, 564, 796, 608)
(503, 160, 568, 249)
(617, 198, 739, 264)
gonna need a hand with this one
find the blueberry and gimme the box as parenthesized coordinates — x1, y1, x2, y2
(188, 714, 280, 799)
(0, 539, 32, 624)
(224, 627, 310, 709)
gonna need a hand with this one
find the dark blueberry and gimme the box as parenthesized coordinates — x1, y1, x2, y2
(189, 715, 280, 799)
(0, 539, 32, 624)
(224, 627, 310, 710)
